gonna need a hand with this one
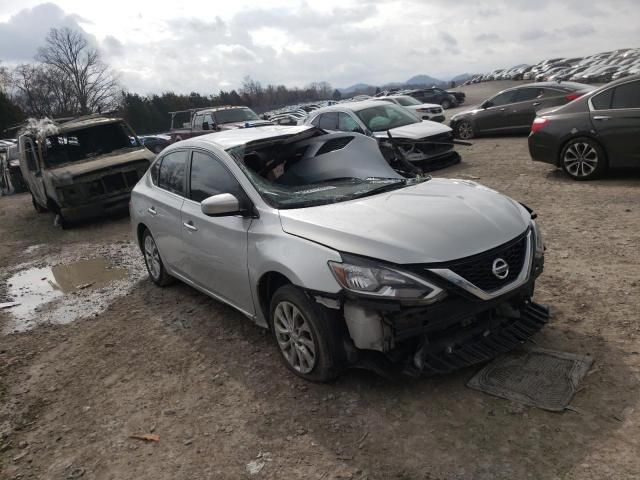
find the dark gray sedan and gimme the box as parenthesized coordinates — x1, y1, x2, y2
(528, 75, 640, 180)
(450, 82, 594, 139)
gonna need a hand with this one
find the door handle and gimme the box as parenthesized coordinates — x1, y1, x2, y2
(147, 207, 157, 215)
(499, 108, 506, 111)
(593, 115, 610, 121)
(532, 102, 541, 106)
(183, 221, 198, 231)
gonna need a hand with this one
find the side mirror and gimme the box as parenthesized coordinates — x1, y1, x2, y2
(481, 100, 492, 109)
(201, 193, 242, 216)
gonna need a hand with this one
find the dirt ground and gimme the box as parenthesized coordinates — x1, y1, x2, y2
(2, 81, 640, 480)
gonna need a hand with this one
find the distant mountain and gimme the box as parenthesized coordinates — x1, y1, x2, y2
(338, 74, 447, 95)
(404, 74, 443, 86)
(338, 83, 374, 94)
(450, 73, 474, 83)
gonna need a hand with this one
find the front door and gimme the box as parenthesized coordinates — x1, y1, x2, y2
(474, 89, 518, 133)
(181, 149, 254, 314)
(19, 135, 47, 206)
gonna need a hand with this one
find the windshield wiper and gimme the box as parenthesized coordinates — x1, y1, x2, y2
(349, 179, 408, 200)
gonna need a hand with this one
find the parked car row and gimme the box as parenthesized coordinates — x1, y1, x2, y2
(463, 48, 640, 85)
(450, 82, 595, 139)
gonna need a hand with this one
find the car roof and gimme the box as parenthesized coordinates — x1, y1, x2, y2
(179, 125, 314, 151)
(316, 99, 400, 113)
(503, 81, 594, 91)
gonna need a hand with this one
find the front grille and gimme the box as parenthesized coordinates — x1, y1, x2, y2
(104, 173, 126, 192)
(447, 234, 528, 291)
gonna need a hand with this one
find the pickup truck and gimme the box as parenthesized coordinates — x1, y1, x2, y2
(169, 106, 272, 143)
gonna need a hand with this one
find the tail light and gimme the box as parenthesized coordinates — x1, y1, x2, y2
(565, 92, 582, 102)
(531, 117, 549, 133)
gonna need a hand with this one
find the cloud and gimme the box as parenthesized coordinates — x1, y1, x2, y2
(474, 33, 501, 42)
(0, 3, 88, 61)
(1, 1, 638, 93)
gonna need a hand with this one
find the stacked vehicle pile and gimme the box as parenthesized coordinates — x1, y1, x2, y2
(463, 47, 640, 85)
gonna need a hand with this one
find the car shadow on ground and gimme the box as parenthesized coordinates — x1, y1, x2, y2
(545, 167, 640, 184)
(153, 280, 636, 479)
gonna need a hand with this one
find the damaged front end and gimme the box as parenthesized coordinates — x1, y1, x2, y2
(379, 130, 465, 174)
(318, 225, 548, 377)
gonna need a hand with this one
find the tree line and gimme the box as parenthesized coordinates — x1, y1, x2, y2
(1, 27, 343, 136)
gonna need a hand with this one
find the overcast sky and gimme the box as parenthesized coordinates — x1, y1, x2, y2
(0, 0, 638, 94)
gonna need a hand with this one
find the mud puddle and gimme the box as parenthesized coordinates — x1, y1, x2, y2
(2, 248, 144, 334)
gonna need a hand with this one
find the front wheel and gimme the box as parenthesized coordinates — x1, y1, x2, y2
(560, 137, 607, 180)
(441, 99, 452, 109)
(455, 120, 475, 140)
(142, 229, 173, 286)
(270, 285, 345, 382)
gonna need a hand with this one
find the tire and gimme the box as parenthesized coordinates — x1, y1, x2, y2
(269, 284, 345, 382)
(560, 137, 607, 180)
(455, 120, 475, 140)
(32, 195, 48, 213)
(141, 229, 173, 286)
(441, 99, 452, 110)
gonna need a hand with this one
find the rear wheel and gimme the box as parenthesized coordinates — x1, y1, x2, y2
(455, 120, 475, 140)
(270, 285, 345, 382)
(142, 229, 173, 286)
(560, 137, 607, 180)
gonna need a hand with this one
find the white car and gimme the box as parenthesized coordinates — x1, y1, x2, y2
(372, 96, 445, 123)
(306, 100, 460, 172)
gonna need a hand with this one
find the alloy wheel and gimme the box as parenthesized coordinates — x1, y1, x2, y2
(144, 234, 161, 280)
(273, 301, 317, 374)
(563, 142, 598, 178)
(457, 121, 474, 140)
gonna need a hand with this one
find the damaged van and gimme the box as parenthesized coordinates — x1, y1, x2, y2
(19, 115, 155, 227)
(131, 125, 548, 381)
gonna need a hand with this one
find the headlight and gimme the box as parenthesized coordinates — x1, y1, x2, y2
(531, 220, 545, 259)
(328, 259, 446, 303)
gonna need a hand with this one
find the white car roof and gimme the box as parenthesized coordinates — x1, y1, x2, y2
(187, 125, 314, 151)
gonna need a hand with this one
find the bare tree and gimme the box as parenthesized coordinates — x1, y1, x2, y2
(12, 64, 77, 117)
(37, 27, 118, 114)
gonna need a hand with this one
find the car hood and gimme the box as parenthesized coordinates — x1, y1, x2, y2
(46, 148, 154, 183)
(372, 121, 451, 140)
(279, 178, 530, 264)
(451, 105, 485, 120)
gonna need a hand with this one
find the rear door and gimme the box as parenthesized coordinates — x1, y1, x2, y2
(590, 79, 640, 166)
(181, 149, 254, 314)
(149, 149, 188, 273)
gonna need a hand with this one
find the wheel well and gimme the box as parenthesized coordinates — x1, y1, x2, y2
(136, 223, 149, 250)
(557, 135, 606, 168)
(257, 272, 292, 326)
(46, 197, 60, 213)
